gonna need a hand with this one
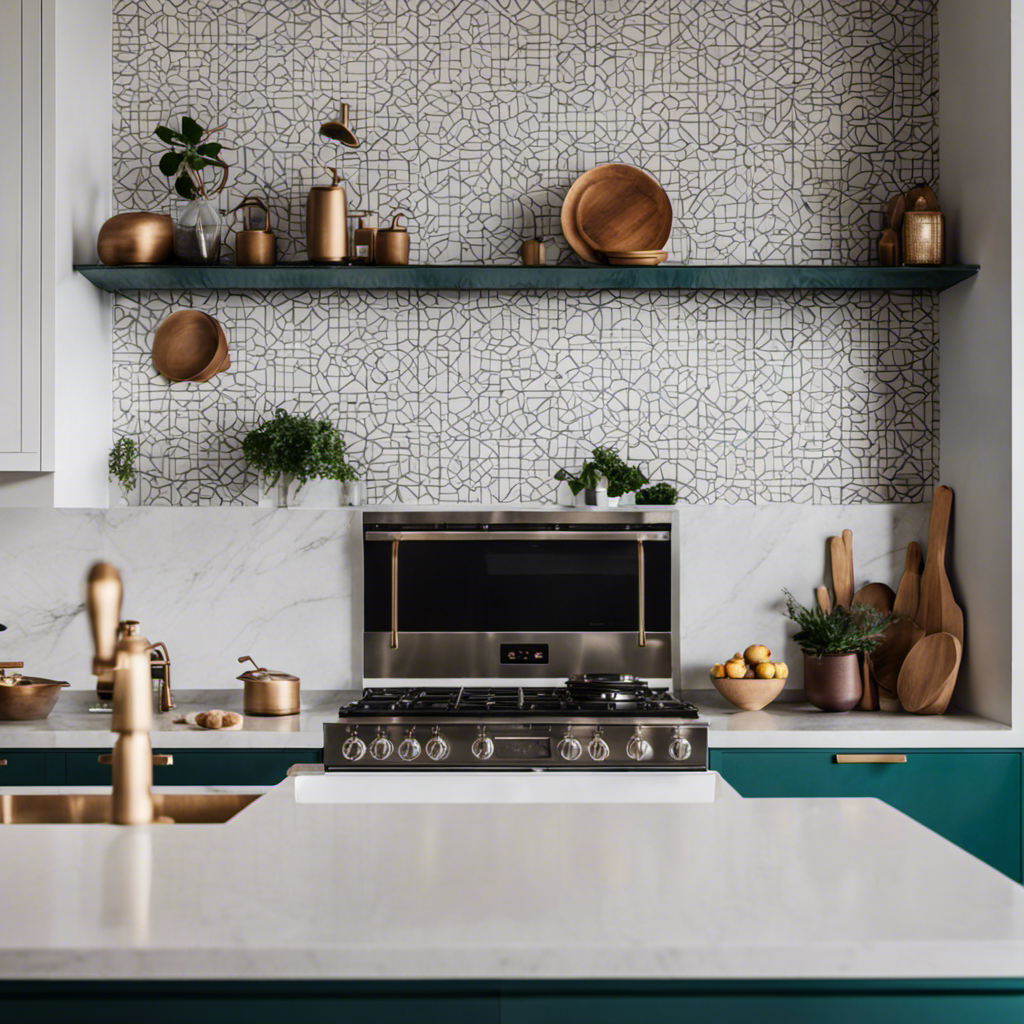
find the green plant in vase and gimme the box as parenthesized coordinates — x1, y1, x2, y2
(108, 437, 138, 501)
(555, 447, 647, 505)
(242, 408, 358, 508)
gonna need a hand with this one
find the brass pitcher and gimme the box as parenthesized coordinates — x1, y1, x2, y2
(307, 166, 349, 262)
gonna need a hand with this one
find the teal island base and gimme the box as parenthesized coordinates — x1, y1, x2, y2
(4, 979, 1024, 1023)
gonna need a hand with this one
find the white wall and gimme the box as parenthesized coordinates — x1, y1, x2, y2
(939, 0, 1015, 724)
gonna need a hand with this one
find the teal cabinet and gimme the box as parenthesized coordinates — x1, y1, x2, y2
(65, 749, 321, 787)
(0, 749, 64, 785)
(712, 749, 1023, 882)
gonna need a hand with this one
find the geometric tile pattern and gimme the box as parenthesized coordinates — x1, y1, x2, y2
(111, 0, 938, 505)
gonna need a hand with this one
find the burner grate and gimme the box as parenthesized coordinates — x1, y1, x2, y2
(341, 685, 699, 718)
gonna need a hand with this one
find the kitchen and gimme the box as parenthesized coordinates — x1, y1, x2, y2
(1, 0, 1022, 1019)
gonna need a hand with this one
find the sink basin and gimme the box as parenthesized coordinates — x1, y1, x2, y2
(0, 792, 261, 824)
(295, 771, 718, 805)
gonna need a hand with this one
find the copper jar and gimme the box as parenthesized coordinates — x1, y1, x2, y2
(376, 213, 410, 266)
(237, 656, 300, 716)
(803, 652, 862, 712)
(232, 195, 276, 266)
(97, 212, 174, 266)
(307, 166, 348, 263)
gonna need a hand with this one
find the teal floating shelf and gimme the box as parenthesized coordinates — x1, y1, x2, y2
(73, 263, 980, 293)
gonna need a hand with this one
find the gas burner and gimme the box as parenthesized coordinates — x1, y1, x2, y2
(326, 685, 706, 771)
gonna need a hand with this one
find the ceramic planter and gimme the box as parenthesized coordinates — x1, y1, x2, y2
(803, 652, 862, 712)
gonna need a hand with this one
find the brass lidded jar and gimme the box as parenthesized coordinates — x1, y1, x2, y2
(307, 166, 349, 263)
(237, 656, 300, 716)
(902, 195, 944, 266)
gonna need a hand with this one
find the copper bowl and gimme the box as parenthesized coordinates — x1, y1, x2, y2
(97, 213, 174, 266)
(0, 680, 70, 721)
(152, 310, 230, 382)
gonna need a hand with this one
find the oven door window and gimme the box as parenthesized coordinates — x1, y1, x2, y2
(364, 540, 670, 632)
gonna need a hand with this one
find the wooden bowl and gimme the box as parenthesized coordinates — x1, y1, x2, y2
(0, 680, 69, 721)
(711, 674, 787, 712)
(605, 251, 668, 266)
(97, 213, 174, 265)
(152, 311, 229, 382)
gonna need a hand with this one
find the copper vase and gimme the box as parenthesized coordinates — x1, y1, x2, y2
(97, 213, 174, 266)
(803, 653, 862, 712)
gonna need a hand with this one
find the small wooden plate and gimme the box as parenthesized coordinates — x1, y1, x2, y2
(561, 164, 671, 264)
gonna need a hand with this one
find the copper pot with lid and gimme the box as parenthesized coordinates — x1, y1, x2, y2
(237, 655, 300, 716)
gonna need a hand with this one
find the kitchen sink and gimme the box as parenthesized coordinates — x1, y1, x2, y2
(0, 792, 261, 824)
(294, 771, 718, 805)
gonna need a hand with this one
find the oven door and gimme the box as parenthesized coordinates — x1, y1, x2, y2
(363, 522, 672, 680)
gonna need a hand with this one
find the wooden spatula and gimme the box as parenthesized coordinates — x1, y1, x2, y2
(871, 543, 925, 707)
(852, 583, 894, 711)
(816, 586, 831, 614)
(897, 632, 962, 714)
(830, 535, 854, 610)
(893, 542, 922, 618)
(916, 486, 964, 643)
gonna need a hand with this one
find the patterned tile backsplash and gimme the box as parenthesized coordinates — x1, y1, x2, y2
(111, 0, 938, 505)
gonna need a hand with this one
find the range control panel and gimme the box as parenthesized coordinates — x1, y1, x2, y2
(500, 643, 549, 665)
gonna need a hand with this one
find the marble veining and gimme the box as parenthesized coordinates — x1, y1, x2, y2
(110, 0, 939, 505)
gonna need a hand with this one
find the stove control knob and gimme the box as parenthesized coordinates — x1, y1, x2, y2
(626, 727, 653, 762)
(398, 731, 422, 762)
(557, 732, 583, 761)
(471, 728, 495, 761)
(369, 730, 394, 761)
(341, 733, 367, 761)
(588, 733, 610, 762)
(425, 729, 450, 762)
(669, 731, 692, 762)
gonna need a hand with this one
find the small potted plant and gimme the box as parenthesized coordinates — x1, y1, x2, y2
(555, 447, 647, 507)
(108, 437, 138, 506)
(242, 408, 359, 508)
(155, 115, 230, 264)
(784, 590, 890, 711)
(636, 482, 679, 505)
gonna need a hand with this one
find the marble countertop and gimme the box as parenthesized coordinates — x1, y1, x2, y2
(0, 689, 1013, 749)
(1, 772, 1023, 980)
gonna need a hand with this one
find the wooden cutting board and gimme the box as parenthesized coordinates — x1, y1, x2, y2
(893, 541, 922, 617)
(916, 486, 964, 643)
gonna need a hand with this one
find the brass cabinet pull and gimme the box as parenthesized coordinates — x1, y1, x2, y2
(391, 537, 400, 650)
(637, 539, 646, 647)
(0, 759, 7, 767)
(98, 753, 174, 766)
(834, 753, 907, 764)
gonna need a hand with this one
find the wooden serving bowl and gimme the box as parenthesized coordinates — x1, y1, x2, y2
(711, 674, 787, 711)
(152, 311, 230, 382)
(97, 212, 174, 265)
(0, 680, 69, 721)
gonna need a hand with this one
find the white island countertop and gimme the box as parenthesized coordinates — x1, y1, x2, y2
(1, 772, 1023, 981)
(0, 689, 1013, 749)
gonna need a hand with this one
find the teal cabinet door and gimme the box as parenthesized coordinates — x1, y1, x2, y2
(0, 749, 64, 785)
(713, 750, 1022, 881)
(66, 749, 321, 787)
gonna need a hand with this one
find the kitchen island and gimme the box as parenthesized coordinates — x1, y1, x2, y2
(1, 773, 1023, 1021)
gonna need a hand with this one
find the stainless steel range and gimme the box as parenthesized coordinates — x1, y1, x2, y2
(324, 675, 708, 771)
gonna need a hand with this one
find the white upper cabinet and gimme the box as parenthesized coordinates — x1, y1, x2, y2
(0, 0, 51, 471)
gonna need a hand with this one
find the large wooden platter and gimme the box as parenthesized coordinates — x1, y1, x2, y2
(561, 164, 671, 264)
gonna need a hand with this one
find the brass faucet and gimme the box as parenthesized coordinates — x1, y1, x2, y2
(87, 563, 155, 825)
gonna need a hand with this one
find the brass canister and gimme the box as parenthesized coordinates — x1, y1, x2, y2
(237, 656, 300, 716)
(232, 195, 277, 266)
(902, 198, 944, 266)
(307, 166, 348, 262)
(376, 212, 410, 266)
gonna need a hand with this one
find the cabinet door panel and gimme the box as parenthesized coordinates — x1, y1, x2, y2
(715, 750, 1022, 881)
(66, 749, 322, 787)
(0, 750, 64, 785)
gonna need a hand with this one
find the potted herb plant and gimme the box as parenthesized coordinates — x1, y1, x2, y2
(784, 590, 890, 711)
(555, 447, 647, 507)
(155, 116, 230, 264)
(636, 482, 679, 505)
(242, 408, 359, 508)
(108, 437, 138, 506)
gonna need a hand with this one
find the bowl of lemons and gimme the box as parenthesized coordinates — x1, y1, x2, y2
(709, 645, 789, 711)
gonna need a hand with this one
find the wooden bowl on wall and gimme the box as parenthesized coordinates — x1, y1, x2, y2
(152, 311, 230, 382)
(97, 212, 174, 265)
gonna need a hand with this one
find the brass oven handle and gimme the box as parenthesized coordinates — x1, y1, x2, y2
(834, 754, 907, 764)
(391, 537, 399, 650)
(637, 539, 646, 647)
(366, 530, 669, 542)
(99, 753, 174, 766)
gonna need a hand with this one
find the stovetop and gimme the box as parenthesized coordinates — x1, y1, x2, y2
(340, 685, 700, 718)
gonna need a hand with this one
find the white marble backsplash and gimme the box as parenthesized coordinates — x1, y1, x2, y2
(0, 504, 931, 692)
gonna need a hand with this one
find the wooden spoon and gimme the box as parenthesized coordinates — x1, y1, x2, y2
(916, 486, 964, 643)
(897, 632, 962, 714)
(830, 535, 854, 610)
(851, 583, 895, 712)
(871, 543, 925, 707)
(816, 586, 831, 615)
(893, 542, 922, 618)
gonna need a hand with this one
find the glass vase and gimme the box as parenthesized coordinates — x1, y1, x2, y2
(173, 198, 224, 264)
